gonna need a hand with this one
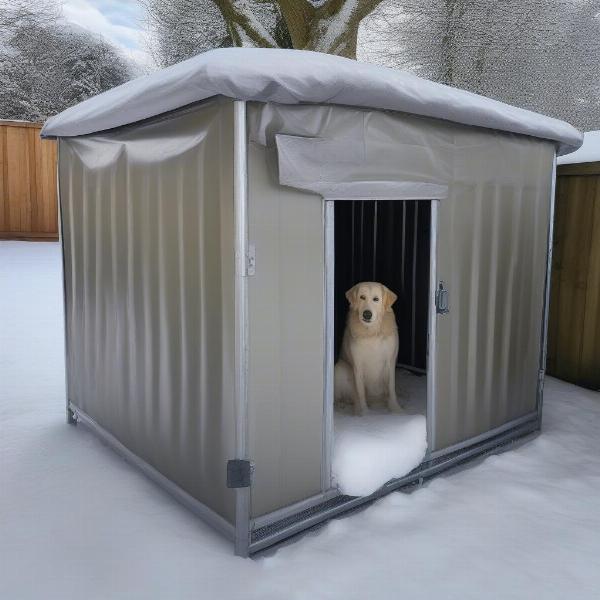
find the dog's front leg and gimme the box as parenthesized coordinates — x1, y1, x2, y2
(386, 362, 403, 413)
(351, 367, 369, 416)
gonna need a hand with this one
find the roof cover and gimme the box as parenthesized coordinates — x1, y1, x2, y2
(41, 48, 582, 155)
(557, 130, 600, 165)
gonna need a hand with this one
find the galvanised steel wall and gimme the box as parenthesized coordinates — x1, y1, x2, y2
(433, 139, 554, 450)
(248, 101, 554, 460)
(59, 98, 238, 523)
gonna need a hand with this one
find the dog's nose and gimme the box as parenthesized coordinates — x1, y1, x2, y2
(363, 310, 372, 320)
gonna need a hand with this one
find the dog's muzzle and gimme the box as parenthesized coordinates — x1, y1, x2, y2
(362, 310, 373, 322)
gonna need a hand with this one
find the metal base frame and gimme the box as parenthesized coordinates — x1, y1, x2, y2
(428, 410, 538, 461)
(69, 402, 236, 541)
(249, 415, 540, 554)
(252, 488, 340, 530)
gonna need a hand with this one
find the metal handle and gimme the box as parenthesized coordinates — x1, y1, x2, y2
(436, 281, 449, 314)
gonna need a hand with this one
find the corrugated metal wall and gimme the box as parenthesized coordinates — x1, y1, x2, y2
(59, 98, 237, 523)
(249, 100, 554, 476)
(434, 141, 554, 450)
(246, 141, 325, 518)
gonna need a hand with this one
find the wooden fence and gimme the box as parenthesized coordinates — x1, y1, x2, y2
(0, 120, 58, 240)
(547, 161, 600, 390)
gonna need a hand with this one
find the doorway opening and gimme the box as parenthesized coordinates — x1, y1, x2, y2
(331, 199, 432, 496)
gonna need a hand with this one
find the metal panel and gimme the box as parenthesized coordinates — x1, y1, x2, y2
(433, 139, 555, 450)
(246, 139, 325, 518)
(70, 403, 235, 540)
(59, 98, 237, 523)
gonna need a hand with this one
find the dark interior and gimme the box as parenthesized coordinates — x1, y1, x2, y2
(334, 200, 431, 370)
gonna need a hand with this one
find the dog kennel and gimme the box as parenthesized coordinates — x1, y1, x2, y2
(41, 48, 582, 556)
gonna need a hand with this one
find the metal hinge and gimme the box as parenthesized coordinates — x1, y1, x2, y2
(246, 243, 256, 276)
(227, 459, 254, 488)
(435, 281, 450, 314)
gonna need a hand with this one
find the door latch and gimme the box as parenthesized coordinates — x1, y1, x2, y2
(436, 281, 450, 314)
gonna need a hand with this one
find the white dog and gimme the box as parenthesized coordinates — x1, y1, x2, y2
(334, 282, 402, 416)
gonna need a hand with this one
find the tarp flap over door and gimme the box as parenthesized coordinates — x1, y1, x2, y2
(432, 138, 555, 451)
(275, 134, 448, 200)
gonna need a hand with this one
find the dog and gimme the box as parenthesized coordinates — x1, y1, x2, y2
(334, 282, 402, 416)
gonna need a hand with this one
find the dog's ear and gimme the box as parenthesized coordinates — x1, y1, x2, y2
(383, 286, 398, 310)
(345, 284, 358, 306)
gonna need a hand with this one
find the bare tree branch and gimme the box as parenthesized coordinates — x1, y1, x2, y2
(142, 0, 386, 65)
(359, 0, 600, 131)
(0, 0, 132, 121)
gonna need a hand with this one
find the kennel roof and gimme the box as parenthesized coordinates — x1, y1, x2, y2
(41, 48, 583, 155)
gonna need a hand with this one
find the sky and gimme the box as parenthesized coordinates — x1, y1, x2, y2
(61, 0, 152, 69)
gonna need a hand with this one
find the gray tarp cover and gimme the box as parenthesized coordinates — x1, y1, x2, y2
(41, 48, 582, 155)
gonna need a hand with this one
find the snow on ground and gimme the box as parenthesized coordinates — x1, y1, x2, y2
(1, 241, 600, 600)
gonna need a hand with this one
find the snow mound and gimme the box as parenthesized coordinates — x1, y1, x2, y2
(333, 411, 427, 496)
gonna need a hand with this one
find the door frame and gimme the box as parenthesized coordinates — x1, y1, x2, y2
(322, 197, 441, 486)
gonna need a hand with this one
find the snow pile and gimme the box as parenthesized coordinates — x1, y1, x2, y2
(333, 411, 427, 496)
(557, 130, 600, 165)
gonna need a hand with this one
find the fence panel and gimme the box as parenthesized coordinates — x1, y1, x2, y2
(547, 162, 600, 390)
(0, 120, 58, 240)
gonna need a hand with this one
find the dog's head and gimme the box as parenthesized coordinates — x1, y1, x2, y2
(345, 282, 397, 327)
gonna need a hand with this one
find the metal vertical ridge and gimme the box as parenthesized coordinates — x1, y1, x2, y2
(322, 201, 335, 491)
(482, 186, 502, 429)
(465, 187, 483, 427)
(108, 154, 121, 426)
(233, 100, 251, 557)
(372, 200, 378, 278)
(537, 153, 557, 422)
(401, 201, 406, 293)
(411, 202, 419, 365)
(176, 164, 188, 452)
(124, 154, 136, 433)
(93, 169, 103, 419)
(57, 142, 74, 424)
(426, 200, 439, 454)
(497, 184, 523, 425)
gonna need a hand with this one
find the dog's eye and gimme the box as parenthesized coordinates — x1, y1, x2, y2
(373, 297, 379, 302)
(360, 295, 366, 300)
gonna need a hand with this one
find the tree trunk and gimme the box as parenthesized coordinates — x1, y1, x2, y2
(213, 0, 385, 59)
